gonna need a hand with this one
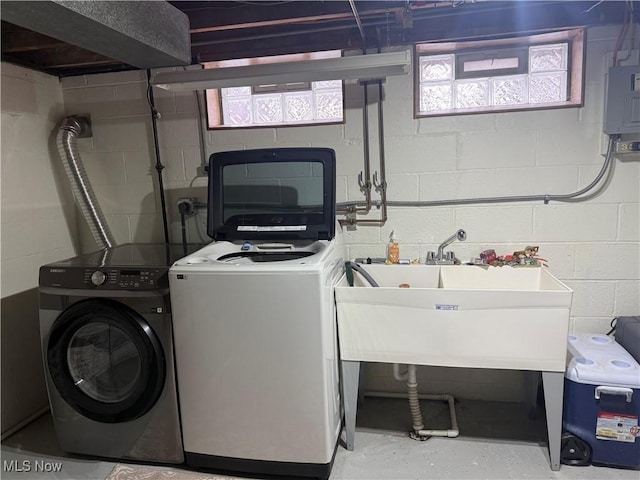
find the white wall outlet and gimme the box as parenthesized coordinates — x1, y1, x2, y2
(615, 140, 640, 154)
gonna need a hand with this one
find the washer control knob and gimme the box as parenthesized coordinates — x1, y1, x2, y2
(90, 270, 107, 286)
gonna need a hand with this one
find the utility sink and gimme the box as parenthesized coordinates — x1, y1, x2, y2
(335, 264, 573, 372)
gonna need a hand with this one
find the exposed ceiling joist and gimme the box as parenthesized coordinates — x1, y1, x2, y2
(0, 0, 191, 68)
(0, 1, 631, 78)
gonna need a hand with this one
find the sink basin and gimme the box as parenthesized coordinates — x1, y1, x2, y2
(335, 264, 573, 372)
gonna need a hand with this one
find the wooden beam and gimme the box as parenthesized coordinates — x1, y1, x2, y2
(6, 44, 121, 69)
(1, 0, 191, 67)
(1, 22, 67, 52)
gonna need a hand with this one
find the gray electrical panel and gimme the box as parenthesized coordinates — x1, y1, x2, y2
(604, 65, 640, 135)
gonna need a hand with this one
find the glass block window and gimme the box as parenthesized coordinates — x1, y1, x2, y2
(204, 51, 344, 129)
(415, 29, 584, 117)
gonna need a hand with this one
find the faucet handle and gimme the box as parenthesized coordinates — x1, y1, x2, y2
(445, 251, 455, 262)
(426, 251, 435, 263)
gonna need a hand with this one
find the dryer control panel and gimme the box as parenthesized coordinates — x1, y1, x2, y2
(40, 266, 169, 290)
(84, 268, 167, 289)
(37, 244, 199, 292)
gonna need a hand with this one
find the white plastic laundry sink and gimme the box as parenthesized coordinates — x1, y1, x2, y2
(335, 264, 573, 372)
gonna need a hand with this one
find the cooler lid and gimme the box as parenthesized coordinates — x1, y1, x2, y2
(207, 148, 336, 242)
(565, 333, 640, 388)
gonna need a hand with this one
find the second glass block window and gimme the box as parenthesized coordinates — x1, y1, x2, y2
(417, 40, 573, 116)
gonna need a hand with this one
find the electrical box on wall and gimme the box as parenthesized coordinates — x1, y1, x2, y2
(604, 65, 640, 135)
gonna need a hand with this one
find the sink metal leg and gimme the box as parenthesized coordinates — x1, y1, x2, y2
(542, 371, 564, 471)
(523, 370, 541, 419)
(341, 360, 360, 451)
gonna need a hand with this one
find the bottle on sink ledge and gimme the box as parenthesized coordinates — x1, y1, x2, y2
(387, 230, 400, 264)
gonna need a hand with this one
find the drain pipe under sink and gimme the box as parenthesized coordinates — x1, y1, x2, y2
(346, 262, 459, 440)
(391, 364, 459, 439)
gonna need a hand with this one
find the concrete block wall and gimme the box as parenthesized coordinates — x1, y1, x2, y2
(57, 25, 639, 401)
(1, 63, 77, 434)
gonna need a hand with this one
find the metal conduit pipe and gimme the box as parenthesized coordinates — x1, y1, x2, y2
(56, 116, 116, 250)
(338, 134, 619, 210)
(146, 70, 170, 245)
(191, 129, 616, 226)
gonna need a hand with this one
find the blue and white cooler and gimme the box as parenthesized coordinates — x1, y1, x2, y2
(562, 333, 640, 469)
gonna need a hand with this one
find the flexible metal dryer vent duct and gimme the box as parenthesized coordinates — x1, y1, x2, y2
(56, 116, 116, 250)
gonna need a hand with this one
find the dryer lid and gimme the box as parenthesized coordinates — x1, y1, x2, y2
(207, 148, 336, 241)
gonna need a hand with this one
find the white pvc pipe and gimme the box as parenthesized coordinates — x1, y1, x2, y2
(416, 394, 459, 438)
(386, 363, 461, 440)
(392, 363, 408, 381)
(365, 391, 452, 401)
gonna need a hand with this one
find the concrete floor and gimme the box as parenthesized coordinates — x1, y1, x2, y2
(1, 397, 638, 480)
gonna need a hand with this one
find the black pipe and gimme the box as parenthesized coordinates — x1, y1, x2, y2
(346, 261, 379, 287)
(178, 203, 189, 257)
(146, 69, 170, 245)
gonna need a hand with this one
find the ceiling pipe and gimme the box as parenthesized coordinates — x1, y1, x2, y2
(188, 1, 625, 57)
(187, 1, 469, 36)
(187, 3, 493, 48)
(190, 21, 377, 48)
(146, 70, 171, 246)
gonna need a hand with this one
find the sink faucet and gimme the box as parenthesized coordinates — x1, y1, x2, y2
(426, 229, 467, 265)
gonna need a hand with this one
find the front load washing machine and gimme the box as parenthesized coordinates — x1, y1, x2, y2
(39, 244, 194, 464)
(170, 148, 346, 479)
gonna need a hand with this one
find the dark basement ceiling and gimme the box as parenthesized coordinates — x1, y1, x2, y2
(0, 1, 630, 78)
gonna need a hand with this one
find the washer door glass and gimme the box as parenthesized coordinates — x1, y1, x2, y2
(47, 298, 166, 423)
(66, 322, 142, 403)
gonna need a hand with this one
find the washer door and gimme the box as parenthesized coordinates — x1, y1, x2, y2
(47, 298, 166, 423)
